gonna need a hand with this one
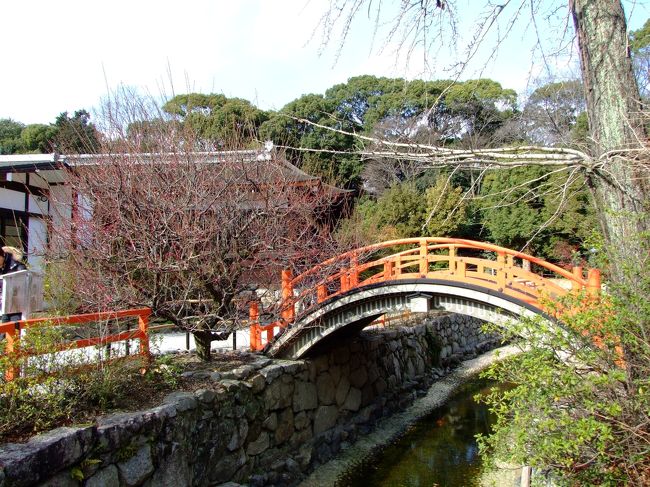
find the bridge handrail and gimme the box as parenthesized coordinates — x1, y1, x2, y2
(291, 238, 589, 288)
(250, 238, 601, 351)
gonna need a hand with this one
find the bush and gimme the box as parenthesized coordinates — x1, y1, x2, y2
(478, 272, 650, 485)
(0, 325, 180, 442)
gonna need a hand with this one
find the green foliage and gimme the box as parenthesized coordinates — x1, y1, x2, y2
(444, 79, 517, 141)
(478, 257, 650, 485)
(20, 124, 57, 153)
(52, 110, 100, 154)
(336, 178, 467, 244)
(478, 166, 598, 262)
(422, 178, 467, 236)
(115, 442, 139, 462)
(571, 112, 590, 145)
(162, 93, 268, 145)
(521, 80, 586, 146)
(0, 119, 25, 154)
(0, 112, 96, 155)
(0, 325, 181, 441)
(260, 92, 363, 188)
(373, 182, 427, 238)
(260, 76, 518, 189)
(630, 19, 650, 53)
(630, 19, 650, 97)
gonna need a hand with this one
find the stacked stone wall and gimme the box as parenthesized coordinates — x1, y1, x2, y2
(0, 313, 501, 487)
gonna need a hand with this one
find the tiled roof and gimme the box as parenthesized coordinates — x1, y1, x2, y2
(0, 146, 351, 195)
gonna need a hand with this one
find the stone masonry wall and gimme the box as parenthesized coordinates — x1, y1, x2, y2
(0, 313, 501, 487)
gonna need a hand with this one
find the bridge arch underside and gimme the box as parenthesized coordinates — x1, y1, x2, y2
(268, 279, 547, 359)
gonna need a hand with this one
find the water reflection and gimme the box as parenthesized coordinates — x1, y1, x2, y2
(337, 378, 500, 487)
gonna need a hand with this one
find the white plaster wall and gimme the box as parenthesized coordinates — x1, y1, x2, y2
(27, 217, 47, 272)
(0, 188, 26, 212)
(48, 185, 72, 240)
(28, 194, 49, 215)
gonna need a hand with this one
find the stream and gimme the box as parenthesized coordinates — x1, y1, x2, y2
(336, 377, 504, 487)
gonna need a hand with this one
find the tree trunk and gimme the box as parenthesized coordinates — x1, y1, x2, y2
(194, 331, 213, 361)
(571, 0, 649, 278)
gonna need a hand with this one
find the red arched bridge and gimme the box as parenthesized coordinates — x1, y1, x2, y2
(249, 238, 601, 359)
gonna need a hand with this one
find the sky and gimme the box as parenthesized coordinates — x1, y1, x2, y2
(1, 0, 648, 125)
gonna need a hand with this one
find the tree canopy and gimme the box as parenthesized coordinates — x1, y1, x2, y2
(0, 110, 99, 155)
(162, 93, 269, 146)
(260, 75, 518, 189)
(0, 119, 24, 155)
(630, 19, 650, 98)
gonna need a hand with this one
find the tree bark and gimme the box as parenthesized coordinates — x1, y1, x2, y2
(194, 331, 213, 361)
(571, 0, 649, 276)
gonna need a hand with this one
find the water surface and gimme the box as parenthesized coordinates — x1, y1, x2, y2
(337, 378, 499, 487)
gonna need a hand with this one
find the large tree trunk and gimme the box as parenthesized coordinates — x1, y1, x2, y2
(571, 0, 649, 278)
(194, 331, 213, 361)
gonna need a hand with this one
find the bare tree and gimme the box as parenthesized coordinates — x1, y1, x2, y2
(47, 94, 346, 361)
(317, 0, 648, 283)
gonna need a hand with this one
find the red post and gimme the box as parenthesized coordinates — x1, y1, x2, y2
(384, 260, 393, 281)
(457, 258, 466, 278)
(249, 302, 261, 351)
(317, 284, 327, 303)
(572, 266, 583, 291)
(138, 310, 150, 358)
(349, 255, 359, 287)
(587, 268, 601, 295)
(419, 240, 428, 276)
(4, 324, 19, 381)
(281, 269, 295, 324)
(496, 252, 506, 290)
(340, 272, 349, 293)
(447, 244, 456, 274)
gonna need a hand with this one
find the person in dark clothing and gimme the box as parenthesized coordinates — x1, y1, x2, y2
(1, 246, 26, 276)
(0, 246, 27, 324)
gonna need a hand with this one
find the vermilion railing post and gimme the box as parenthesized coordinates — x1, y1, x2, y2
(505, 255, 514, 286)
(384, 260, 393, 281)
(349, 255, 359, 287)
(340, 272, 349, 293)
(448, 245, 456, 274)
(4, 323, 19, 381)
(317, 284, 327, 303)
(587, 268, 601, 295)
(419, 239, 428, 276)
(572, 266, 583, 291)
(457, 258, 466, 278)
(249, 302, 261, 351)
(496, 252, 506, 290)
(138, 310, 150, 359)
(281, 269, 295, 324)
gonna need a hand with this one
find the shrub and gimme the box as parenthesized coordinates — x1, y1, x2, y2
(0, 324, 180, 441)
(478, 273, 650, 485)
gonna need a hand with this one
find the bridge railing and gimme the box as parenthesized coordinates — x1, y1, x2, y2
(1, 308, 151, 381)
(250, 238, 601, 350)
